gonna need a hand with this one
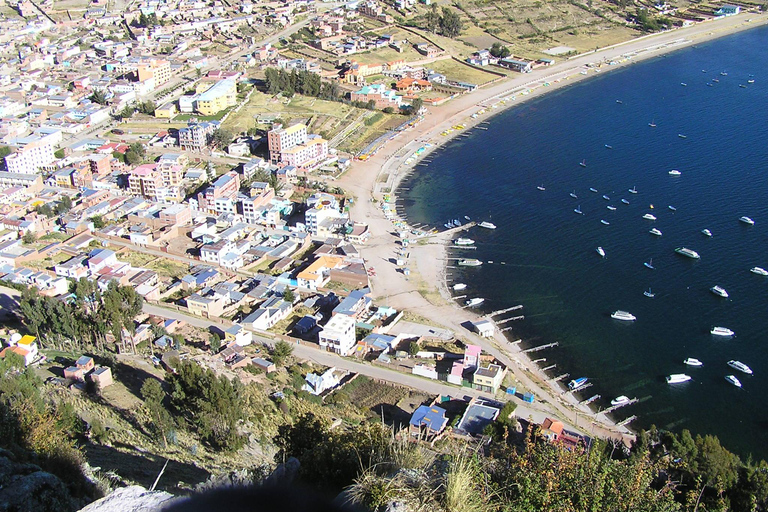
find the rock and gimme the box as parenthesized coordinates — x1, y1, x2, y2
(78, 486, 176, 512)
(385, 501, 410, 512)
(0, 450, 75, 512)
(262, 457, 300, 487)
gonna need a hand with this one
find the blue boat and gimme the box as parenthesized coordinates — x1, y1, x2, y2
(568, 377, 588, 390)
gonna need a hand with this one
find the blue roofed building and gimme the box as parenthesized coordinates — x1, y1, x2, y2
(409, 404, 449, 441)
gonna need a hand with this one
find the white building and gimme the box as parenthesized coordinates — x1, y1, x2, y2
(4, 139, 55, 174)
(319, 314, 356, 356)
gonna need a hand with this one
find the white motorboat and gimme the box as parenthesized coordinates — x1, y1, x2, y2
(621, 199, 630, 204)
(596, 247, 606, 258)
(649, 228, 662, 236)
(666, 374, 692, 384)
(669, 169, 682, 176)
(455, 238, 475, 246)
(568, 377, 588, 390)
(710, 285, 729, 298)
(725, 375, 742, 388)
(465, 298, 485, 307)
(574, 206, 583, 215)
(607, 205, 617, 211)
(453, 283, 467, 291)
(701, 229, 712, 237)
(458, 259, 482, 267)
(602, 195, 610, 201)
(728, 360, 753, 375)
(611, 396, 631, 406)
(643, 213, 657, 220)
(537, 185, 546, 191)
(668, 206, 677, 211)
(589, 187, 598, 193)
(751, 267, 768, 276)
(600, 219, 610, 225)
(675, 247, 700, 259)
(629, 186, 638, 194)
(739, 216, 755, 225)
(611, 310, 636, 321)
(684, 358, 703, 367)
(478, 221, 496, 229)
(711, 327, 735, 337)
(570, 191, 578, 198)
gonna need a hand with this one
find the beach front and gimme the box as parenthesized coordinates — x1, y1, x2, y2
(335, 12, 768, 443)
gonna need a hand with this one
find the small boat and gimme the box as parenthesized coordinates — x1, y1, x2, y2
(728, 360, 753, 375)
(579, 160, 587, 168)
(589, 187, 598, 193)
(748, 79, 755, 84)
(602, 195, 610, 201)
(678, 134, 687, 139)
(458, 259, 482, 267)
(680, 82, 687, 86)
(710, 285, 729, 298)
(596, 247, 606, 258)
(643, 214, 657, 220)
(649, 228, 662, 236)
(712, 78, 719, 82)
(739, 84, 747, 88)
(644, 258, 655, 270)
(675, 247, 700, 259)
(568, 377, 588, 390)
(616, 99, 623, 104)
(667, 374, 691, 384)
(720, 71, 728, 76)
(607, 205, 616, 211)
(455, 238, 475, 246)
(684, 358, 703, 367)
(739, 216, 755, 225)
(611, 310, 636, 321)
(711, 326, 735, 337)
(628, 186, 638, 194)
(453, 283, 467, 291)
(537, 185, 546, 191)
(725, 375, 742, 388)
(644, 288, 655, 298)
(648, 121, 657, 127)
(478, 221, 496, 229)
(702, 229, 712, 237)
(669, 169, 682, 176)
(465, 298, 485, 307)
(668, 206, 677, 211)
(444, 223, 452, 229)
(621, 199, 630, 205)
(600, 219, 610, 225)
(611, 396, 631, 406)
(574, 206, 583, 215)
(605, 144, 613, 149)
(454, 219, 462, 226)
(464, 215, 471, 221)
(569, 191, 578, 198)
(750, 267, 768, 276)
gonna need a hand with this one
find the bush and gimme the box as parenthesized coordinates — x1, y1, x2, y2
(364, 112, 384, 126)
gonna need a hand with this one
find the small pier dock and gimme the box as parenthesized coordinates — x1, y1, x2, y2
(542, 364, 557, 372)
(617, 415, 637, 427)
(553, 373, 570, 382)
(566, 382, 593, 394)
(581, 394, 601, 406)
(522, 342, 559, 353)
(489, 305, 523, 317)
(602, 398, 639, 414)
(497, 315, 524, 325)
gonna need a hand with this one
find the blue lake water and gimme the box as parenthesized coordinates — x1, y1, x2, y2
(398, 25, 768, 459)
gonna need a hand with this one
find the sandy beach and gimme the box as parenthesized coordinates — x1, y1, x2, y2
(336, 12, 768, 443)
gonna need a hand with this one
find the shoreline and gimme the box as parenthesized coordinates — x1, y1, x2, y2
(336, 12, 768, 443)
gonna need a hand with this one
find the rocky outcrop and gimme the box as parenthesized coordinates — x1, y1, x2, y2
(0, 449, 75, 512)
(78, 486, 176, 512)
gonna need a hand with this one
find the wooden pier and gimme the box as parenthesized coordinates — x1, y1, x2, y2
(617, 415, 637, 427)
(602, 398, 639, 414)
(581, 394, 601, 406)
(497, 315, 524, 324)
(489, 305, 523, 317)
(542, 364, 557, 372)
(553, 373, 570, 382)
(522, 342, 559, 353)
(567, 382, 593, 393)
(532, 358, 546, 364)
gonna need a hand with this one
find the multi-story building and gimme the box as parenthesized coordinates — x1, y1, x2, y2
(267, 123, 328, 168)
(350, 83, 402, 110)
(319, 313, 356, 356)
(4, 138, 55, 174)
(196, 171, 240, 213)
(128, 164, 162, 198)
(178, 120, 220, 151)
(196, 80, 237, 116)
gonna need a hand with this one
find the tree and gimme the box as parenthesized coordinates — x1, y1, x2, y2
(89, 215, 106, 229)
(424, 4, 441, 32)
(439, 7, 464, 38)
(141, 378, 173, 448)
(210, 128, 234, 150)
(489, 42, 511, 58)
(21, 231, 36, 244)
(272, 340, 293, 366)
(209, 333, 222, 353)
(119, 104, 135, 119)
(89, 89, 108, 105)
(282, 288, 295, 304)
(55, 195, 72, 215)
(408, 341, 420, 356)
(54, 149, 66, 159)
(410, 97, 424, 114)
(137, 100, 156, 116)
(124, 142, 146, 165)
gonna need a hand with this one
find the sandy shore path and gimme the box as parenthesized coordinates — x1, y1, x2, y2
(335, 13, 768, 442)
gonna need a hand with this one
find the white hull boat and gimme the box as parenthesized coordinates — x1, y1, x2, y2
(728, 360, 753, 375)
(751, 267, 768, 276)
(711, 327, 735, 337)
(684, 358, 703, 367)
(725, 375, 742, 387)
(611, 396, 631, 406)
(667, 374, 692, 384)
(611, 310, 636, 321)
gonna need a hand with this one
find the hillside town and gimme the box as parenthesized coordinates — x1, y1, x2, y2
(0, 0, 765, 506)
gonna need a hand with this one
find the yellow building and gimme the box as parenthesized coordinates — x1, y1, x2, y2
(154, 101, 177, 119)
(196, 80, 236, 116)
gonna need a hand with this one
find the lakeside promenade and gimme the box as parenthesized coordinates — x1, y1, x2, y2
(336, 12, 768, 443)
